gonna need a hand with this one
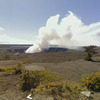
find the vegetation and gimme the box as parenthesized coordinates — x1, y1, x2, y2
(30, 82, 82, 100)
(0, 45, 100, 99)
(22, 60, 32, 64)
(19, 69, 85, 99)
(20, 70, 60, 91)
(84, 45, 97, 61)
(84, 45, 96, 61)
(81, 72, 100, 91)
(0, 63, 22, 74)
(4, 53, 11, 60)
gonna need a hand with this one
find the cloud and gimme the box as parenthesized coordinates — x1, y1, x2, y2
(0, 27, 5, 34)
(0, 26, 33, 44)
(0, 27, 5, 31)
(26, 11, 100, 53)
(0, 34, 33, 44)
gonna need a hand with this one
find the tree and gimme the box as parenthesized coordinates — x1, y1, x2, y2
(84, 45, 97, 61)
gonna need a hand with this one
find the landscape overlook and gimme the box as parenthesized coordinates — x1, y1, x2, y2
(0, 0, 100, 100)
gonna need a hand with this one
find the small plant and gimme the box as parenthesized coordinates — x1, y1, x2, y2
(0, 66, 4, 72)
(3, 67, 12, 72)
(12, 66, 22, 74)
(0, 64, 22, 74)
(81, 72, 100, 91)
(16, 62, 23, 67)
(22, 60, 32, 64)
(4, 53, 10, 60)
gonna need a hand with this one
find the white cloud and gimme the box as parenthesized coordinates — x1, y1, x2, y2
(0, 26, 33, 44)
(0, 27, 4, 31)
(26, 11, 100, 53)
(0, 34, 33, 44)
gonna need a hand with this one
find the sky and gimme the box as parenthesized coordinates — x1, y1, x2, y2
(0, 0, 100, 44)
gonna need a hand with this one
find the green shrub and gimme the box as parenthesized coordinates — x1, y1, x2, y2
(0, 66, 4, 72)
(0, 64, 22, 74)
(13, 62, 23, 74)
(0, 66, 13, 73)
(3, 67, 12, 72)
(4, 53, 10, 60)
(20, 70, 60, 91)
(16, 62, 23, 67)
(20, 69, 84, 99)
(81, 72, 100, 91)
(30, 82, 82, 99)
(12, 66, 22, 74)
(22, 60, 32, 64)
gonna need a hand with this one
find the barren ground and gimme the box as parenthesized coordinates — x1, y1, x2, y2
(0, 48, 100, 100)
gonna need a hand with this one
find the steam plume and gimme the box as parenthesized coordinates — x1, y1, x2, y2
(26, 11, 100, 53)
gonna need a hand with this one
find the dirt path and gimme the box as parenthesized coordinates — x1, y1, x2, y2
(24, 60, 100, 82)
(24, 64, 45, 71)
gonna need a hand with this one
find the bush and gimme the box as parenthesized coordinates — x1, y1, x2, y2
(12, 62, 23, 74)
(81, 72, 100, 91)
(22, 60, 32, 64)
(16, 62, 23, 67)
(30, 82, 82, 99)
(20, 70, 60, 91)
(0, 66, 4, 72)
(12, 66, 22, 74)
(20, 70, 84, 99)
(0, 64, 22, 74)
(4, 53, 10, 60)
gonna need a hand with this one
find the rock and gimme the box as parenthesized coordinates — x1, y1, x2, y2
(81, 91, 91, 97)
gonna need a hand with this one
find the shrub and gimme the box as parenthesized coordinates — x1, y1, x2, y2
(20, 69, 84, 99)
(12, 66, 22, 74)
(30, 82, 82, 99)
(0, 64, 22, 74)
(0, 66, 4, 72)
(4, 53, 10, 60)
(20, 70, 60, 91)
(16, 62, 23, 67)
(22, 60, 32, 64)
(0, 66, 13, 73)
(12, 62, 23, 74)
(81, 72, 100, 91)
(3, 67, 12, 72)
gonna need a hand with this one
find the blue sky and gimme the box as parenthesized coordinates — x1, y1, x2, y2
(0, 0, 100, 44)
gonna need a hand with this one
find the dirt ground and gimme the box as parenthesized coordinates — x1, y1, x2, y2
(24, 59, 100, 82)
(0, 49, 100, 99)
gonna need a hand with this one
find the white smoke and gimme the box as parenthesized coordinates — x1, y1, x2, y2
(26, 11, 100, 53)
